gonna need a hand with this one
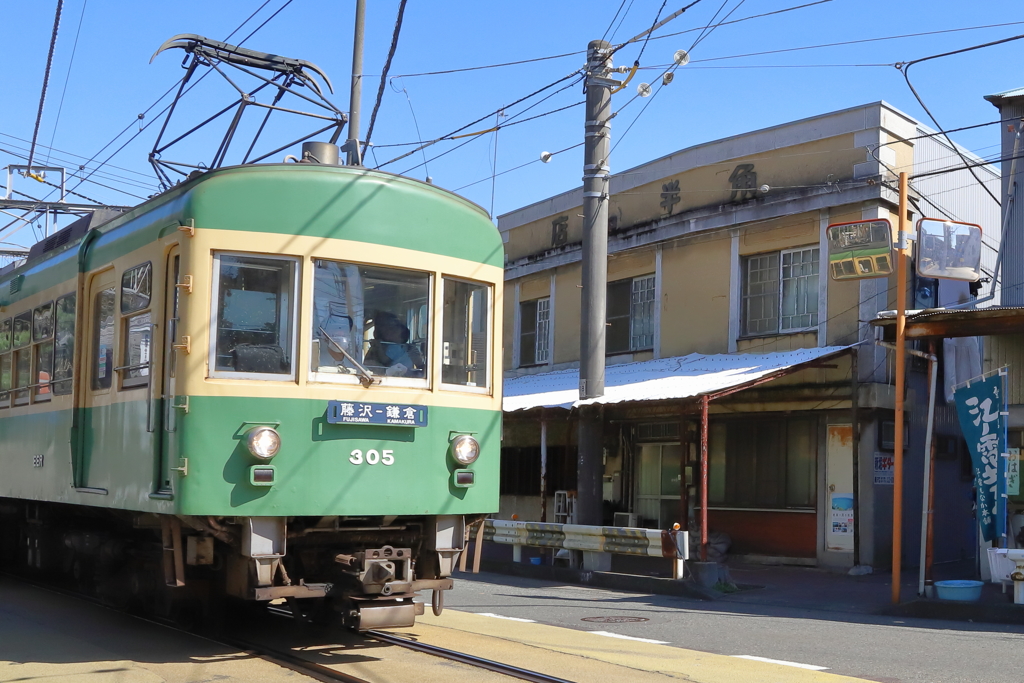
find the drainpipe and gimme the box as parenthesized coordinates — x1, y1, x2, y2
(916, 342, 938, 597)
(540, 411, 548, 523)
(851, 348, 861, 569)
(700, 394, 709, 561)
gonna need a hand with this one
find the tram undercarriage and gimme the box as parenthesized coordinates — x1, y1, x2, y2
(0, 500, 473, 630)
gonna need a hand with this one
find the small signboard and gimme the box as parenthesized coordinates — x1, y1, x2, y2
(327, 400, 428, 427)
(873, 453, 895, 485)
(826, 219, 895, 280)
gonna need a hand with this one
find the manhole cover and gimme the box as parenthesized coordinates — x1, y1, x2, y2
(580, 616, 649, 623)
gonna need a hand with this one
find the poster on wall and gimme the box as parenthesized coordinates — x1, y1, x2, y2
(953, 370, 1007, 543)
(830, 493, 855, 536)
(873, 453, 894, 485)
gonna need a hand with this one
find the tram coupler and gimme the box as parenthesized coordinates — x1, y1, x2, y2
(335, 545, 413, 596)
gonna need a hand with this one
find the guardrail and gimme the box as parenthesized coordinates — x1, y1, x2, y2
(459, 519, 688, 577)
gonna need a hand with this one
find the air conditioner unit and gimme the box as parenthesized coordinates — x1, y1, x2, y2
(613, 512, 639, 528)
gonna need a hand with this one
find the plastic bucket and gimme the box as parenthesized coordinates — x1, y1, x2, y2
(934, 580, 984, 601)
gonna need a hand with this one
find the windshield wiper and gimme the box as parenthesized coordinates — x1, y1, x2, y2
(318, 326, 379, 388)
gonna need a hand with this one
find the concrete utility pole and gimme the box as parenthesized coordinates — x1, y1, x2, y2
(576, 40, 614, 527)
(345, 0, 365, 166)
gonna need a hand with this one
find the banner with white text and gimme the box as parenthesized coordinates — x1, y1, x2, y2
(954, 372, 1007, 543)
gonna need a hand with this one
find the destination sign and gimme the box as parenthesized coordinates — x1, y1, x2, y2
(326, 400, 428, 427)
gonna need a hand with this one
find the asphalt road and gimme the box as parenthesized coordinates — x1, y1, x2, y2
(445, 570, 1024, 683)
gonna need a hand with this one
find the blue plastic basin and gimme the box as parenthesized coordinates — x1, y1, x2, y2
(529, 557, 542, 565)
(934, 580, 984, 601)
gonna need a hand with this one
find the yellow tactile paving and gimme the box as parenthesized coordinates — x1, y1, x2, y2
(399, 609, 867, 682)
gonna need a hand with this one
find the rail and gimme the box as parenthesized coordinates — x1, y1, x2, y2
(367, 630, 573, 683)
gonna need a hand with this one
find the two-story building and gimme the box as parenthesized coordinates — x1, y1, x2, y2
(497, 101, 999, 571)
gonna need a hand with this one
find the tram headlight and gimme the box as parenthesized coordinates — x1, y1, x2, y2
(450, 434, 480, 465)
(246, 426, 281, 460)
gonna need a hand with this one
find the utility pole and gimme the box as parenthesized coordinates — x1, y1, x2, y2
(345, 0, 366, 166)
(892, 171, 910, 604)
(577, 40, 614, 527)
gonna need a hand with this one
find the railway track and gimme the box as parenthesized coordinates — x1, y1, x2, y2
(364, 629, 573, 683)
(3, 572, 572, 683)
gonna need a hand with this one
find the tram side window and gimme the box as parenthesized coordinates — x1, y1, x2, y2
(441, 278, 490, 389)
(92, 288, 116, 390)
(310, 260, 430, 382)
(53, 294, 75, 396)
(121, 263, 152, 388)
(13, 311, 31, 405)
(212, 253, 296, 377)
(0, 318, 10, 407)
(33, 301, 54, 402)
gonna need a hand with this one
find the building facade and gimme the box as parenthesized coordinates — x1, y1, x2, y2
(498, 102, 999, 570)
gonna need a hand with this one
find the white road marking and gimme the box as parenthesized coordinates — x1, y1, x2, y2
(475, 612, 536, 623)
(588, 631, 669, 644)
(731, 655, 829, 671)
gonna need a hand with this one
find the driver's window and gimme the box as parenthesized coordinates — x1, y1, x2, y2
(210, 253, 298, 379)
(311, 260, 430, 384)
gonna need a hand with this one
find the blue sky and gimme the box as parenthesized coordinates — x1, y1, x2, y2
(1, 1, 1021, 248)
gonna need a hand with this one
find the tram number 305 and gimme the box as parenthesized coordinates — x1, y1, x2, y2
(349, 449, 395, 466)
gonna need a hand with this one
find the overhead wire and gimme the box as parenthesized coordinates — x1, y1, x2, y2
(897, 32, 1024, 206)
(387, 0, 825, 81)
(635, 1, 668, 63)
(397, 95, 584, 176)
(686, 0, 729, 52)
(223, 0, 276, 42)
(684, 21, 1024, 65)
(602, 0, 631, 42)
(363, 0, 409, 155)
(376, 68, 585, 169)
(608, 0, 637, 43)
(25, 0, 64, 176)
(608, 0, 748, 157)
(1, 0, 296, 236)
(44, 0, 87, 168)
(1, 145, 149, 200)
(62, 0, 297, 195)
(453, 142, 584, 193)
(0, 136, 160, 192)
(236, 0, 295, 46)
(387, 79, 432, 177)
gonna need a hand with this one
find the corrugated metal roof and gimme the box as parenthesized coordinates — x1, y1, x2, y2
(985, 87, 1024, 103)
(874, 306, 1024, 322)
(503, 346, 854, 412)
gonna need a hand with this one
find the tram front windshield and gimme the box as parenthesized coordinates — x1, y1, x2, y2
(312, 260, 430, 381)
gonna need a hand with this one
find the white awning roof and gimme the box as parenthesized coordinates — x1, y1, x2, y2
(503, 345, 854, 412)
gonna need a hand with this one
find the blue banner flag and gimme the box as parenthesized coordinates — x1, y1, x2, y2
(953, 373, 1005, 543)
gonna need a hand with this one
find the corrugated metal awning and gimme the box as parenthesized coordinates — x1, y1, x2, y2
(871, 306, 1024, 339)
(503, 345, 855, 412)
